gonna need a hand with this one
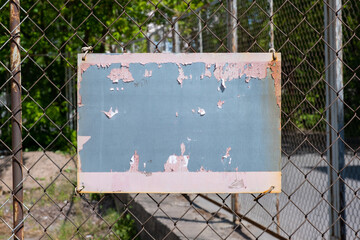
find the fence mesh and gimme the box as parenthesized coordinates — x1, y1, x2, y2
(0, 0, 360, 239)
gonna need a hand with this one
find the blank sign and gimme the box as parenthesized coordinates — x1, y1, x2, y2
(77, 53, 281, 193)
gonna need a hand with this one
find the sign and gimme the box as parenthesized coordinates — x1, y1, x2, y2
(77, 53, 281, 193)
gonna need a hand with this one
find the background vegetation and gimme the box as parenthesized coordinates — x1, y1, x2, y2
(0, 0, 359, 150)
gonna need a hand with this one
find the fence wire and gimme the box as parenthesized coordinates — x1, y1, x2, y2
(0, 0, 359, 239)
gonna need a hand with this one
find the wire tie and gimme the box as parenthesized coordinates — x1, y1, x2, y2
(269, 47, 277, 61)
(81, 46, 93, 61)
(254, 186, 275, 201)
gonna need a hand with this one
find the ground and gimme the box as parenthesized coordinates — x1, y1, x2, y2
(0, 151, 136, 240)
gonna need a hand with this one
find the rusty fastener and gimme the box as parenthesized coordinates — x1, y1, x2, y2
(75, 185, 85, 195)
(269, 48, 277, 61)
(254, 186, 275, 201)
(81, 46, 93, 61)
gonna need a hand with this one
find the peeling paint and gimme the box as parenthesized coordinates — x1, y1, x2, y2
(78, 95, 84, 107)
(229, 178, 245, 189)
(200, 65, 212, 79)
(198, 166, 211, 172)
(107, 67, 134, 83)
(221, 78, 226, 90)
(80, 63, 92, 75)
(177, 64, 188, 86)
(78, 136, 91, 152)
(217, 100, 225, 109)
(78, 53, 281, 193)
(96, 62, 111, 68)
(144, 69, 152, 77)
(269, 60, 281, 108)
(242, 62, 268, 82)
(197, 107, 206, 116)
(180, 143, 185, 155)
(164, 143, 189, 172)
(222, 147, 231, 160)
(102, 107, 118, 119)
(129, 151, 139, 172)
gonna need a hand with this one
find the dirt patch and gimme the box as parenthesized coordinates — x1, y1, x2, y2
(0, 151, 136, 240)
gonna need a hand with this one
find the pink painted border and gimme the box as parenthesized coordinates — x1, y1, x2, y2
(79, 52, 281, 65)
(78, 171, 281, 193)
(77, 53, 282, 194)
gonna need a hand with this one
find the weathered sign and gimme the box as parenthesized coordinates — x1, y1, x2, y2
(77, 53, 281, 193)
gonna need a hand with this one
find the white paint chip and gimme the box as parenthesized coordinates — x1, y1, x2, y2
(102, 107, 118, 119)
(197, 107, 206, 116)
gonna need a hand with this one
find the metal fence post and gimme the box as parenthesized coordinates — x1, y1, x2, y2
(324, 1, 346, 239)
(198, 18, 203, 53)
(227, 0, 237, 52)
(173, 17, 180, 53)
(227, 0, 239, 224)
(10, 0, 23, 239)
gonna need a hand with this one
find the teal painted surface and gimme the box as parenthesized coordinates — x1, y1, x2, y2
(78, 58, 280, 173)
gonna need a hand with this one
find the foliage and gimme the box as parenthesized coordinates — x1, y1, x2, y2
(58, 208, 137, 240)
(106, 209, 137, 240)
(1, 0, 359, 153)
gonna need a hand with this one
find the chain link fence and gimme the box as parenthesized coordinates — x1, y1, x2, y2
(0, 0, 359, 239)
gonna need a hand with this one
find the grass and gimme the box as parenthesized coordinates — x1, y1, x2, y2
(22, 178, 138, 239)
(58, 208, 137, 240)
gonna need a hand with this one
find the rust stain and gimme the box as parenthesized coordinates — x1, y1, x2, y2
(268, 59, 281, 109)
(129, 151, 140, 172)
(164, 143, 189, 172)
